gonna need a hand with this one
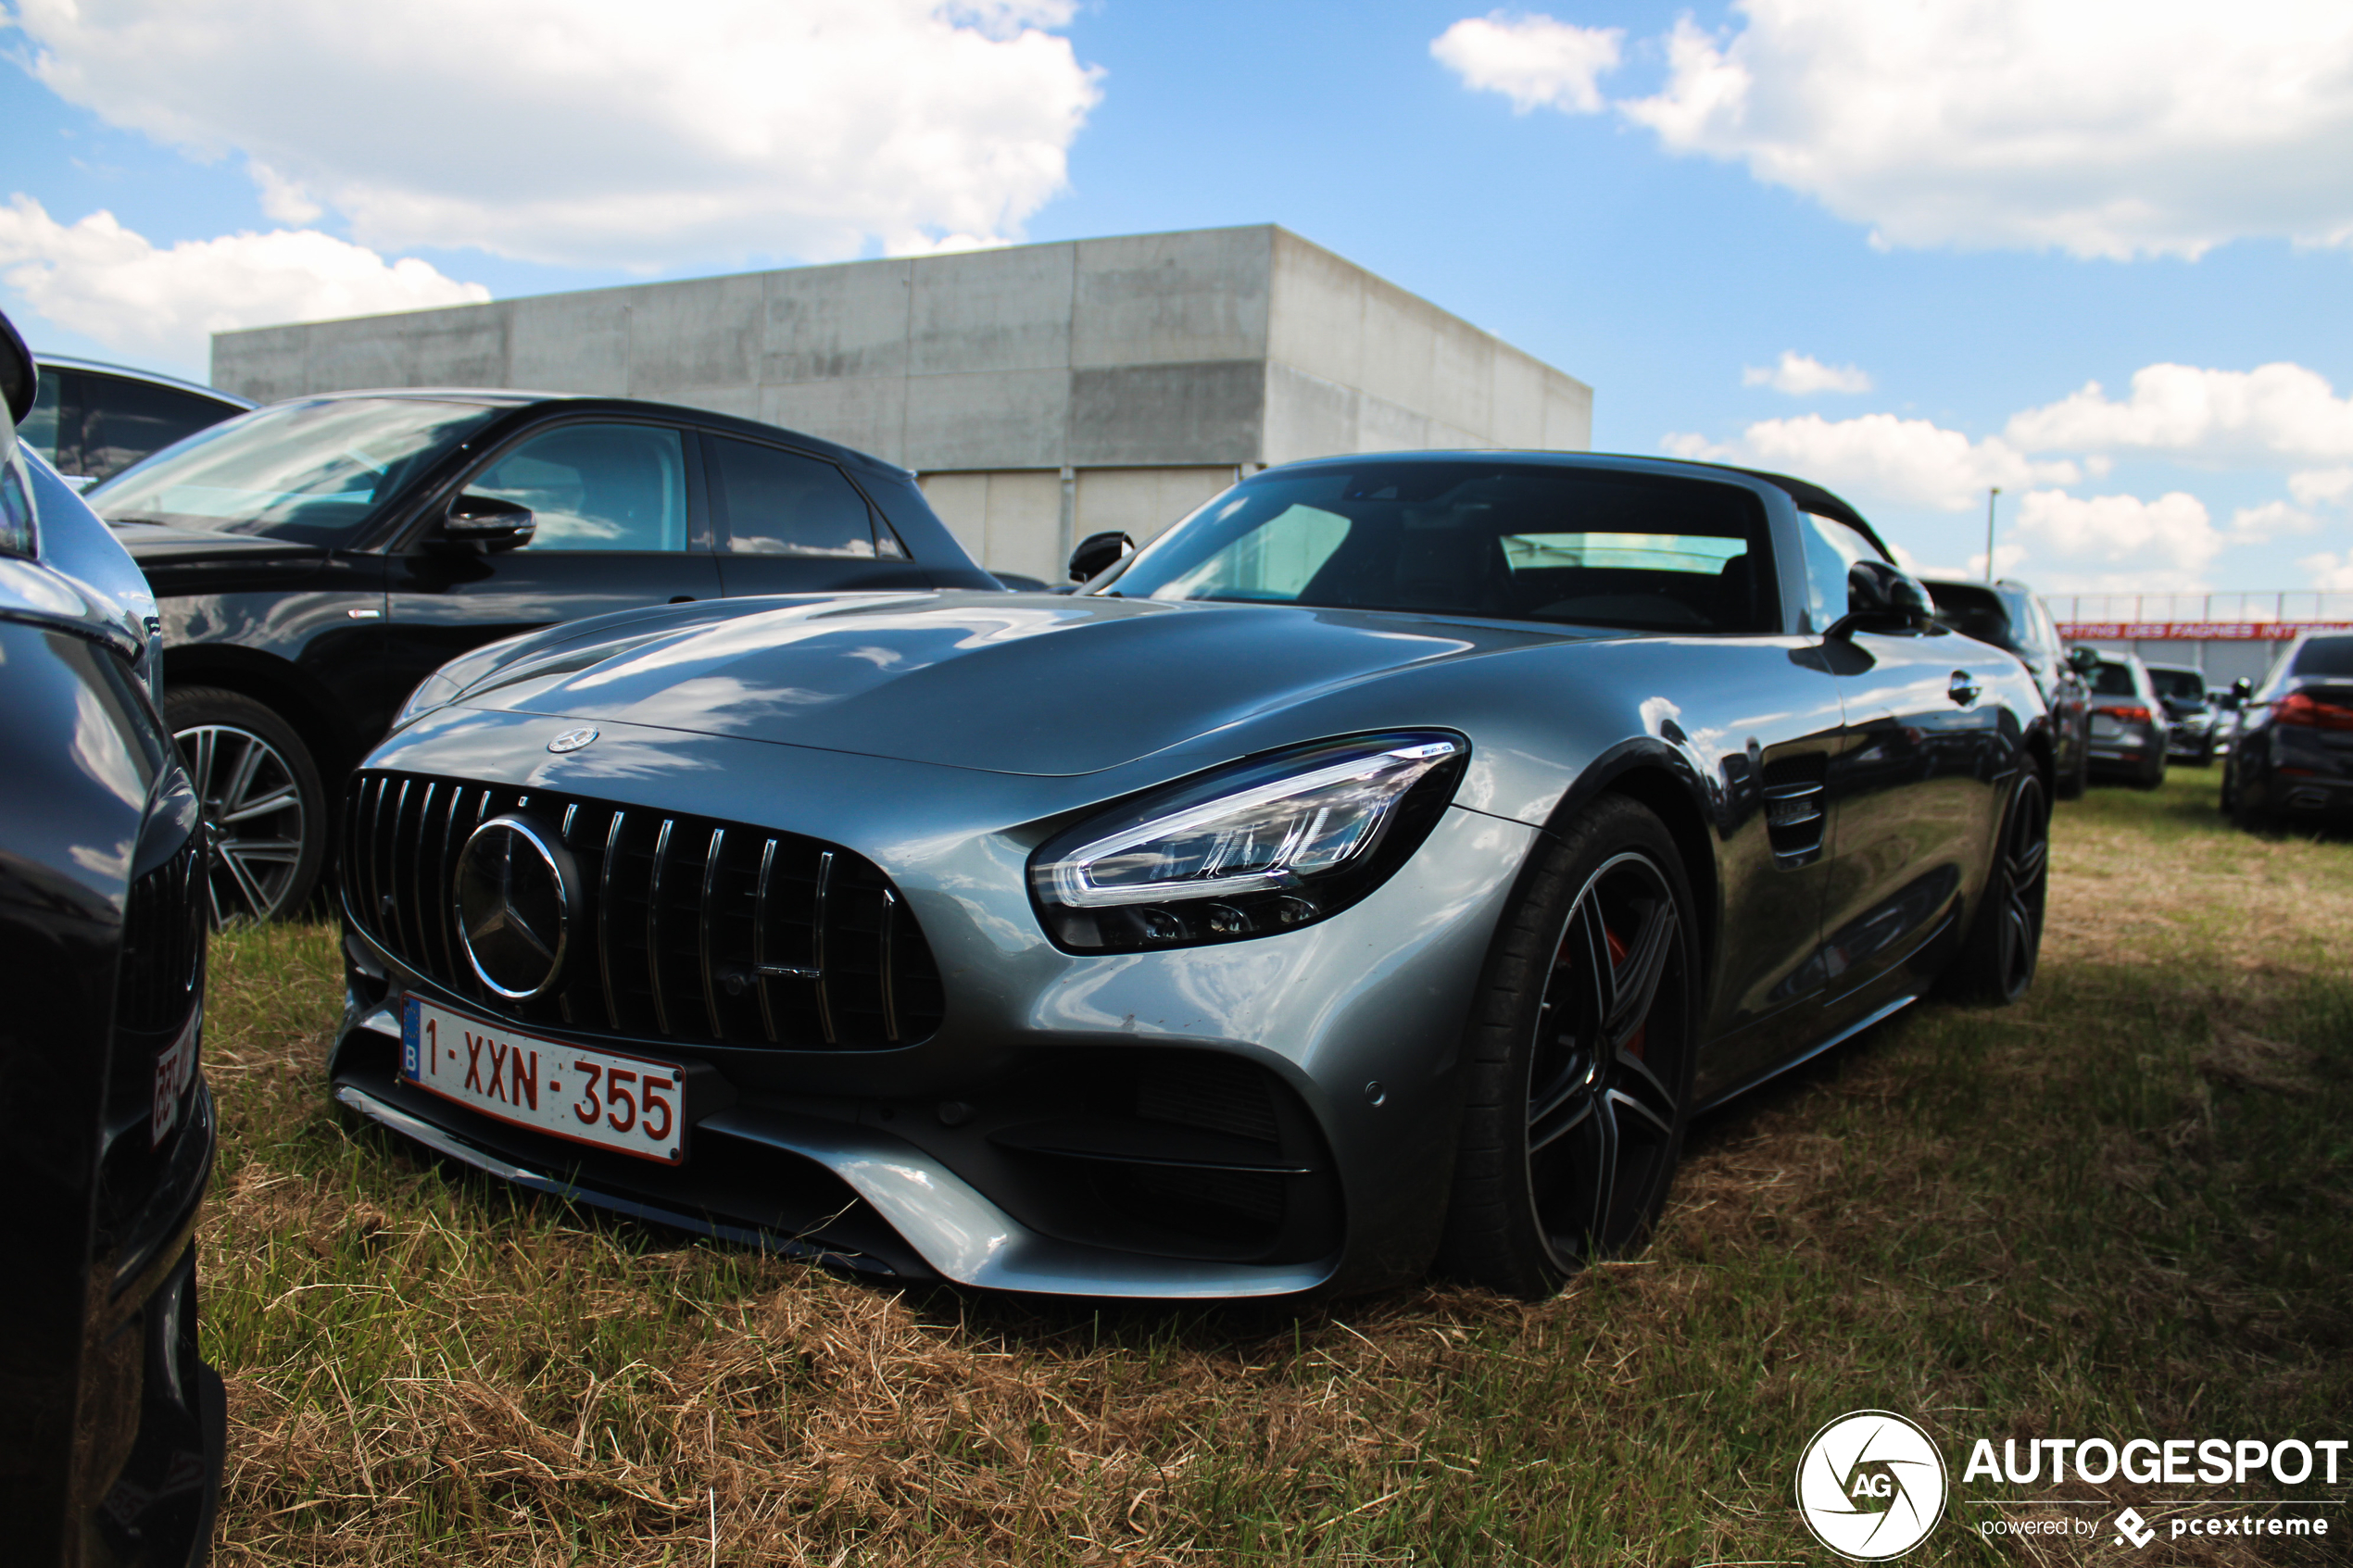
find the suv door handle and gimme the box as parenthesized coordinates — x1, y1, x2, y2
(1948, 671, 1982, 706)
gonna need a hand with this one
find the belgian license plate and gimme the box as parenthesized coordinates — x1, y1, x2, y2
(401, 997, 688, 1164)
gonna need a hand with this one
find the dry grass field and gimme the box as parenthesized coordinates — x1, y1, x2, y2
(197, 774, 2353, 1566)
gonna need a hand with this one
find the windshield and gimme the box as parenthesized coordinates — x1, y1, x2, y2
(2092, 662, 2142, 698)
(1924, 582, 2022, 653)
(2145, 667, 2208, 704)
(1098, 463, 1775, 632)
(88, 396, 498, 546)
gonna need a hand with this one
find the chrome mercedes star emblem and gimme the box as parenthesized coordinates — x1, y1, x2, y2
(453, 815, 574, 999)
(548, 727, 598, 754)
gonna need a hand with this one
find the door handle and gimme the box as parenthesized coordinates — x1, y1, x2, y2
(1948, 671, 1981, 706)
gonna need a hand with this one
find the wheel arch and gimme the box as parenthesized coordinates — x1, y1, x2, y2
(159, 645, 365, 784)
(1538, 744, 1722, 979)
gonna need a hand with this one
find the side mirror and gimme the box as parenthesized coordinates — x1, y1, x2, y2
(2067, 646, 2102, 676)
(1068, 530, 1133, 584)
(1827, 559, 1934, 638)
(437, 494, 536, 552)
(2232, 677, 2254, 706)
(0, 307, 34, 461)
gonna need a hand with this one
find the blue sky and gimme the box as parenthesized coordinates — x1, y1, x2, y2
(6, 0, 2353, 596)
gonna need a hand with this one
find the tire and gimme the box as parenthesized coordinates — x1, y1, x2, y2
(165, 686, 328, 926)
(2054, 721, 2089, 801)
(1438, 795, 1700, 1299)
(2133, 749, 2168, 791)
(1939, 771, 2048, 1006)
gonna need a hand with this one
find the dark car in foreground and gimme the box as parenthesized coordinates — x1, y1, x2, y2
(2221, 632, 2353, 829)
(19, 354, 254, 493)
(1921, 575, 2094, 797)
(0, 314, 221, 1564)
(87, 390, 1002, 923)
(326, 451, 2057, 1301)
(2144, 662, 2221, 766)
(2082, 650, 2169, 789)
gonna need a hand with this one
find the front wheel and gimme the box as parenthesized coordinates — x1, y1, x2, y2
(1438, 795, 1699, 1298)
(1939, 771, 2049, 1006)
(165, 686, 328, 926)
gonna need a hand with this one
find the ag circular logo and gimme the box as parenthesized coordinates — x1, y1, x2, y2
(454, 814, 576, 1000)
(547, 726, 598, 754)
(1795, 1411, 1947, 1561)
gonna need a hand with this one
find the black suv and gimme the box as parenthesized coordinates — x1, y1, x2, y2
(0, 313, 223, 1565)
(89, 390, 1002, 923)
(1920, 576, 2095, 797)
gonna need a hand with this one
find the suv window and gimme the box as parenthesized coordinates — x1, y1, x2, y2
(1798, 512, 1885, 633)
(1926, 581, 2022, 653)
(2290, 635, 2353, 678)
(708, 436, 876, 558)
(2092, 662, 2141, 698)
(470, 423, 689, 552)
(76, 373, 242, 484)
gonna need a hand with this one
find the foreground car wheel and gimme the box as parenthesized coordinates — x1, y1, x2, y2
(1940, 771, 2048, 1006)
(1440, 795, 1697, 1299)
(165, 686, 326, 925)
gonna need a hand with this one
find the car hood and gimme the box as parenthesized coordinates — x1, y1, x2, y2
(106, 520, 325, 563)
(450, 591, 1584, 775)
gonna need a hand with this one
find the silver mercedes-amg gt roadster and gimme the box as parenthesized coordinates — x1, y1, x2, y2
(329, 451, 2054, 1300)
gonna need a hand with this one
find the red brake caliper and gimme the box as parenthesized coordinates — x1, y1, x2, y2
(1604, 923, 1648, 1060)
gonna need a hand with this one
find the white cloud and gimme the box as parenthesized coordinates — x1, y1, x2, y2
(1431, 11, 1625, 114)
(1665, 413, 2077, 512)
(13, 0, 1101, 270)
(1742, 350, 1871, 396)
(2011, 488, 2223, 592)
(2296, 551, 2353, 589)
(2224, 500, 2320, 542)
(2006, 362, 2353, 465)
(1612, 0, 2353, 258)
(0, 196, 487, 364)
(2292, 466, 2353, 505)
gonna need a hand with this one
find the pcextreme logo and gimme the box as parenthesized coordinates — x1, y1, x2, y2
(1795, 1411, 1949, 1561)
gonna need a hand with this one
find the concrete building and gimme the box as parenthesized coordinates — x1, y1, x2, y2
(211, 225, 1592, 583)
(2048, 591, 2353, 688)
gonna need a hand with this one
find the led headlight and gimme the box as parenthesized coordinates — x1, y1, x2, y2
(1030, 732, 1467, 953)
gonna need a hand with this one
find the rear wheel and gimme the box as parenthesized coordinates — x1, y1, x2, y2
(165, 686, 327, 926)
(1940, 771, 2048, 1006)
(2054, 719, 2089, 801)
(1439, 796, 1698, 1298)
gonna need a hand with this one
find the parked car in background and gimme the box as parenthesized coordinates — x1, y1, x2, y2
(2221, 632, 2353, 829)
(1921, 575, 2094, 797)
(329, 450, 2057, 1303)
(2144, 662, 2221, 766)
(87, 390, 1003, 924)
(0, 313, 223, 1566)
(2082, 650, 2169, 789)
(19, 353, 254, 493)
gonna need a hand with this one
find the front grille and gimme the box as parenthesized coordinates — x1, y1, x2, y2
(343, 771, 944, 1050)
(119, 828, 204, 1036)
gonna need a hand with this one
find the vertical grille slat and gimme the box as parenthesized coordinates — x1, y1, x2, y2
(599, 809, 627, 1030)
(647, 818, 674, 1037)
(340, 771, 941, 1052)
(812, 849, 837, 1046)
(878, 886, 900, 1044)
(698, 827, 725, 1040)
(752, 836, 780, 1044)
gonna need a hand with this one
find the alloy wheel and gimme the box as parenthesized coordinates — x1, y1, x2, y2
(1992, 775, 2049, 998)
(177, 721, 308, 925)
(1523, 849, 1692, 1267)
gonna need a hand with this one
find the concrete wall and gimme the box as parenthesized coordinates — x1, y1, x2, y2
(212, 224, 1591, 578)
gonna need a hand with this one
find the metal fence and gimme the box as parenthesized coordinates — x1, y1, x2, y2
(2044, 592, 2353, 624)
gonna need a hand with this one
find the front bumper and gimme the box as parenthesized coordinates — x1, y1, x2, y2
(331, 710, 1539, 1298)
